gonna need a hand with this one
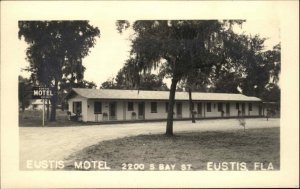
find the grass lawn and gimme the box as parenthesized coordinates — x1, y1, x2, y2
(19, 110, 89, 127)
(64, 127, 280, 171)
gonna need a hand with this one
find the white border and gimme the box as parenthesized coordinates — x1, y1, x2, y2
(1, 1, 299, 188)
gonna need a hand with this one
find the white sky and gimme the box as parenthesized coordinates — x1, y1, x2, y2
(18, 20, 280, 87)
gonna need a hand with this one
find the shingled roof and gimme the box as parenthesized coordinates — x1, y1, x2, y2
(66, 88, 261, 102)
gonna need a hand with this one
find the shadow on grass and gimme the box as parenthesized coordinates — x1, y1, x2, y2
(64, 127, 280, 171)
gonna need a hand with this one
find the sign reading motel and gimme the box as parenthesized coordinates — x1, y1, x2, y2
(32, 87, 53, 99)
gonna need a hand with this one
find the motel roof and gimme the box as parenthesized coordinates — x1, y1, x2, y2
(66, 88, 261, 102)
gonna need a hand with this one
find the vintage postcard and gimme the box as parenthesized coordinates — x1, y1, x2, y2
(1, 1, 299, 188)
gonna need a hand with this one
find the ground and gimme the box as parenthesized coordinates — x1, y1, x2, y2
(19, 109, 84, 127)
(19, 118, 280, 170)
(65, 127, 279, 171)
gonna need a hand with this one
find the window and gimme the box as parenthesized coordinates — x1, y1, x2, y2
(165, 102, 169, 112)
(207, 102, 211, 112)
(248, 103, 252, 111)
(128, 102, 134, 111)
(236, 103, 239, 110)
(218, 102, 223, 112)
(151, 102, 157, 113)
(94, 102, 102, 114)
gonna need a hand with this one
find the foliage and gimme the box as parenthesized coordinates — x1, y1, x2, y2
(100, 61, 169, 91)
(211, 38, 280, 98)
(19, 21, 100, 121)
(261, 83, 280, 102)
(238, 117, 246, 132)
(179, 35, 281, 99)
(116, 20, 245, 135)
(19, 76, 32, 111)
(100, 78, 117, 89)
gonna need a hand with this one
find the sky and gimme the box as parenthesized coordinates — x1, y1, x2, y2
(18, 19, 280, 87)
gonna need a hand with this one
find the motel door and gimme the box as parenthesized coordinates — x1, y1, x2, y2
(138, 102, 145, 120)
(197, 103, 202, 118)
(176, 102, 182, 118)
(72, 101, 82, 115)
(109, 102, 117, 120)
(259, 104, 262, 116)
(241, 103, 245, 116)
(226, 103, 230, 117)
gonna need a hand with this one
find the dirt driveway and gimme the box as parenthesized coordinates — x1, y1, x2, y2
(19, 118, 279, 169)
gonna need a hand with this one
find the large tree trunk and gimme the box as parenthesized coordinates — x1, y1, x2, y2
(61, 100, 65, 111)
(166, 79, 179, 136)
(49, 81, 58, 122)
(46, 99, 50, 120)
(188, 88, 196, 123)
(20, 82, 25, 112)
(21, 100, 25, 112)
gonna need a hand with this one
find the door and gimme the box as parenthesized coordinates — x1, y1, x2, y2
(197, 103, 202, 118)
(226, 102, 230, 117)
(109, 102, 117, 120)
(72, 101, 82, 115)
(138, 102, 145, 120)
(176, 102, 182, 118)
(241, 103, 245, 116)
(259, 104, 262, 116)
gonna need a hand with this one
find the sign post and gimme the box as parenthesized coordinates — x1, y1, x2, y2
(32, 87, 53, 126)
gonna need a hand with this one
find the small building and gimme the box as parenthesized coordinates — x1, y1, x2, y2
(26, 99, 52, 111)
(26, 99, 44, 110)
(65, 88, 263, 122)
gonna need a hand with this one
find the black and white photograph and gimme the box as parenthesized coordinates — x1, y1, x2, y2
(1, 1, 299, 188)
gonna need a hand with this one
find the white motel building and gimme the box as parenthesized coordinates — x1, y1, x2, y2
(66, 88, 263, 122)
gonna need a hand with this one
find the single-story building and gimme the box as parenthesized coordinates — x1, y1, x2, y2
(26, 99, 52, 111)
(65, 88, 263, 122)
(26, 99, 44, 110)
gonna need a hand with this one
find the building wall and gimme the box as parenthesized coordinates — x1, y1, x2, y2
(145, 101, 166, 120)
(143, 101, 192, 120)
(124, 101, 142, 121)
(192, 101, 261, 118)
(68, 97, 262, 122)
(68, 95, 88, 122)
(86, 100, 125, 122)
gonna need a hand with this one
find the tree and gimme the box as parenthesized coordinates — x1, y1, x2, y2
(117, 20, 245, 136)
(100, 77, 117, 89)
(19, 21, 100, 121)
(261, 83, 280, 102)
(19, 76, 32, 111)
(263, 43, 281, 84)
(200, 34, 280, 99)
(100, 71, 168, 91)
(59, 78, 96, 111)
(137, 74, 169, 91)
(100, 58, 168, 90)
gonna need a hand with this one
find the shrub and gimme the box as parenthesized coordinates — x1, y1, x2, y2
(238, 117, 246, 132)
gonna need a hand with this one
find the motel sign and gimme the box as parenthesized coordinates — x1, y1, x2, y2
(32, 86, 54, 126)
(32, 87, 53, 99)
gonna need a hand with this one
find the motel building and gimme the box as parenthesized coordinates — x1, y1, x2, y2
(65, 88, 263, 122)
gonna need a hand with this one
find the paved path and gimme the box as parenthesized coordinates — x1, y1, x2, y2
(19, 118, 279, 169)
